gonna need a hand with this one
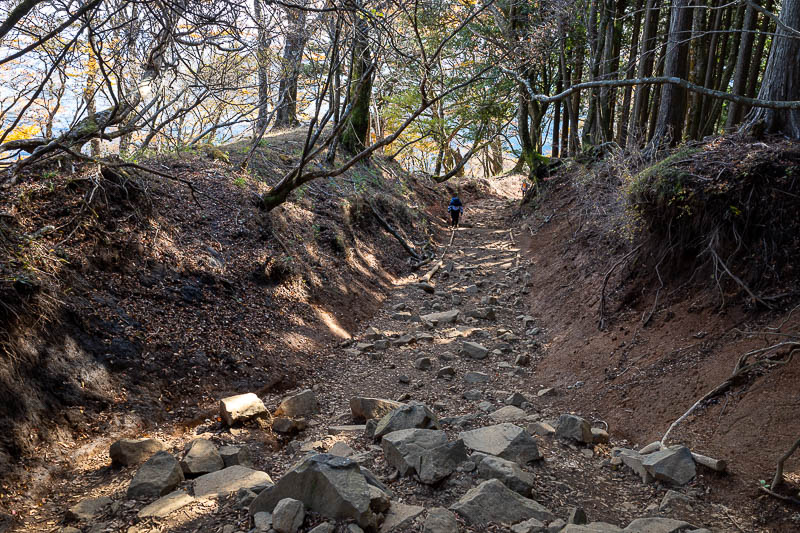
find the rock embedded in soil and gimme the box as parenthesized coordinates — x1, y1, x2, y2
(220, 393, 271, 426)
(374, 403, 441, 439)
(506, 392, 528, 407)
(459, 423, 542, 464)
(436, 366, 456, 379)
(329, 442, 355, 457)
(591, 428, 610, 444)
(137, 490, 194, 518)
(127, 451, 184, 501)
(420, 309, 461, 328)
(622, 517, 697, 532)
(193, 465, 273, 498)
(219, 445, 253, 468)
(464, 307, 496, 321)
(308, 523, 335, 533)
(418, 439, 468, 484)
(249, 454, 381, 530)
(350, 397, 405, 421)
(642, 446, 696, 486)
(510, 518, 547, 533)
(66, 496, 112, 521)
(464, 371, 489, 384)
(614, 448, 653, 484)
(110, 438, 165, 466)
(514, 354, 530, 366)
(476, 455, 535, 495)
(555, 414, 593, 444)
(450, 478, 554, 526)
(489, 405, 527, 422)
(414, 357, 432, 370)
(181, 439, 224, 476)
(461, 341, 489, 360)
(272, 498, 305, 533)
(380, 428, 448, 476)
(380, 502, 425, 532)
(276, 389, 319, 418)
(527, 422, 555, 437)
(423, 507, 459, 533)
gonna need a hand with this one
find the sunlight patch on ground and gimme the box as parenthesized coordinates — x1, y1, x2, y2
(313, 306, 351, 339)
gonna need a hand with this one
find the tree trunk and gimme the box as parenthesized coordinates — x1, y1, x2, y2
(686, 0, 709, 140)
(552, 62, 562, 157)
(743, 0, 800, 138)
(254, 0, 271, 135)
(725, 0, 758, 128)
(569, 39, 583, 154)
(651, 0, 694, 147)
(617, 0, 644, 145)
(744, 0, 774, 114)
(630, 0, 661, 146)
(274, 3, 308, 128)
(340, 8, 374, 153)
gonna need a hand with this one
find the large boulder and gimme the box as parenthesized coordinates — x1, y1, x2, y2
(555, 414, 593, 444)
(110, 438, 165, 466)
(380, 429, 448, 476)
(220, 393, 271, 426)
(193, 466, 273, 498)
(250, 454, 382, 530)
(374, 403, 441, 439)
(350, 397, 405, 421)
(450, 479, 554, 526)
(459, 423, 542, 464)
(476, 455, 535, 495)
(642, 447, 696, 485)
(276, 389, 319, 418)
(127, 451, 184, 500)
(181, 439, 224, 476)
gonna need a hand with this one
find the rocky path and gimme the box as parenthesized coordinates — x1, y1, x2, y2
(28, 195, 756, 533)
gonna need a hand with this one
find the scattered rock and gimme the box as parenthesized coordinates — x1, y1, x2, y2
(418, 439, 468, 484)
(253, 511, 273, 531)
(528, 422, 555, 437)
(392, 334, 416, 346)
(381, 428, 447, 476)
(476, 455, 535, 495)
(591, 428, 610, 444)
(489, 405, 527, 422)
(236, 488, 258, 509)
(250, 454, 381, 529)
(437, 366, 456, 379)
(642, 447, 696, 485)
(421, 309, 460, 327)
(659, 490, 692, 511)
(392, 311, 413, 321)
(398, 375, 410, 384)
(272, 498, 305, 533)
(464, 308, 496, 320)
(355, 342, 375, 352)
(414, 357, 432, 370)
(350, 397, 405, 421)
(514, 354, 530, 366)
(219, 446, 253, 468)
(464, 371, 489, 384)
(639, 442, 662, 455)
(536, 388, 554, 397)
(556, 414, 593, 444)
(308, 523, 335, 533)
(276, 389, 319, 418)
(463, 390, 481, 400)
(461, 341, 489, 360)
(459, 423, 542, 464)
(193, 466, 273, 498)
(329, 425, 367, 435)
(181, 439, 224, 476)
(329, 442, 355, 457)
(477, 401, 494, 412)
(220, 393, 271, 426)
(127, 451, 185, 501)
(423, 507, 459, 533)
(622, 518, 696, 532)
(450, 479, 554, 526)
(568, 507, 588, 525)
(506, 393, 528, 407)
(614, 448, 653, 483)
(380, 502, 425, 532)
(374, 403, 441, 439)
(66, 496, 112, 521)
(110, 438, 165, 466)
(137, 491, 194, 518)
(272, 417, 308, 434)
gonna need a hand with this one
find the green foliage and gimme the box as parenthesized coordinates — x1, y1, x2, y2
(233, 176, 247, 188)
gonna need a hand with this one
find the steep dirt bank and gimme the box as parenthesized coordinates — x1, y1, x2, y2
(517, 155, 800, 529)
(0, 129, 447, 505)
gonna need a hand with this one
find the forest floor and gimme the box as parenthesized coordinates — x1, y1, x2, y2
(4, 165, 798, 532)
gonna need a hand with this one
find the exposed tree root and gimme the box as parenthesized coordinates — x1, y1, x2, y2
(598, 243, 642, 330)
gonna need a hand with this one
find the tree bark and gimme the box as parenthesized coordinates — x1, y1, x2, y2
(617, 0, 644, 145)
(274, 3, 308, 128)
(630, 0, 661, 146)
(725, 0, 759, 128)
(340, 7, 374, 153)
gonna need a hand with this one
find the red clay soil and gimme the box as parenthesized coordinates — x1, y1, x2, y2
(517, 172, 800, 530)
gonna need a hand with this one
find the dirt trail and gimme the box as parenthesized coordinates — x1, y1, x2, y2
(12, 189, 766, 532)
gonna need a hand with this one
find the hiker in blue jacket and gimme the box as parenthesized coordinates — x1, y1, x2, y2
(448, 195, 463, 228)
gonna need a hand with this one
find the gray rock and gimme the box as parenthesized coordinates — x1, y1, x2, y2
(489, 405, 527, 422)
(365, 419, 378, 439)
(181, 439, 224, 476)
(622, 518, 696, 532)
(477, 401, 495, 413)
(347, 525, 365, 533)
(249, 454, 380, 530)
(110, 438, 165, 466)
(193, 465, 273, 498)
(219, 446, 253, 468)
(375, 339, 390, 350)
(547, 519, 567, 532)
(506, 393, 528, 407)
(511, 518, 547, 533)
(235, 488, 258, 509)
(463, 390, 481, 400)
(462, 341, 489, 360)
(393, 334, 416, 346)
(368, 485, 390, 513)
(66, 496, 112, 521)
(329, 425, 367, 435)
(659, 490, 692, 511)
(380, 502, 425, 532)
(423, 507, 459, 533)
(272, 498, 305, 533)
(615, 448, 653, 483)
(639, 441, 662, 454)
(392, 311, 413, 321)
(137, 490, 194, 518)
(415, 357, 432, 370)
(220, 393, 270, 426)
(380, 428, 448, 476)
(350, 397, 404, 421)
(272, 417, 308, 434)
(398, 375, 410, 384)
(437, 366, 456, 379)
(477, 455, 535, 495)
(556, 414, 593, 444)
(364, 327, 383, 340)
(450, 479, 554, 526)
(642, 447, 696, 485)
(528, 422, 555, 437)
(418, 439, 468, 484)
(537, 388, 554, 397)
(561, 524, 623, 532)
(421, 309, 460, 327)
(329, 442, 355, 457)
(515, 354, 531, 366)
(568, 507, 588, 525)
(253, 511, 273, 531)
(276, 389, 319, 417)
(308, 523, 335, 533)
(591, 428, 609, 444)
(464, 371, 489, 383)
(459, 423, 542, 464)
(374, 403, 441, 439)
(464, 308, 496, 320)
(465, 284, 479, 294)
(127, 451, 184, 500)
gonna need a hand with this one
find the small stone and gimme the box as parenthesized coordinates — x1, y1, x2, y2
(193, 466, 273, 498)
(437, 366, 456, 378)
(329, 442, 355, 457)
(464, 371, 489, 383)
(137, 491, 193, 518)
(219, 446, 254, 468)
(110, 439, 165, 466)
(461, 341, 489, 360)
(477, 401, 494, 412)
(66, 496, 112, 521)
(308, 523, 335, 533)
(414, 357, 432, 370)
(253, 511, 273, 531)
(459, 423, 542, 464)
(380, 502, 425, 532)
(642, 446, 696, 485)
(463, 390, 481, 401)
(450, 479, 553, 526)
(127, 451, 184, 500)
(328, 425, 366, 435)
(272, 498, 305, 533)
(489, 405, 527, 422)
(181, 439, 224, 476)
(423, 507, 459, 533)
(477, 455, 535, 495)
(555, 414, 593, 444)
(375, 403, 441, 440)
(515, 354, 530, 366)
(567, 507, 588, 525)
(220, 393, 270, 426)
(398, 375, 410, 384)
(591, 428, 610, 444)
(506, 393, 528, 407)
(536, 388, 554, 397)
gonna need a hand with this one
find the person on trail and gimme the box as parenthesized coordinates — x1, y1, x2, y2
(448, 195, 463, 228)
(521, 180, 530, 198)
